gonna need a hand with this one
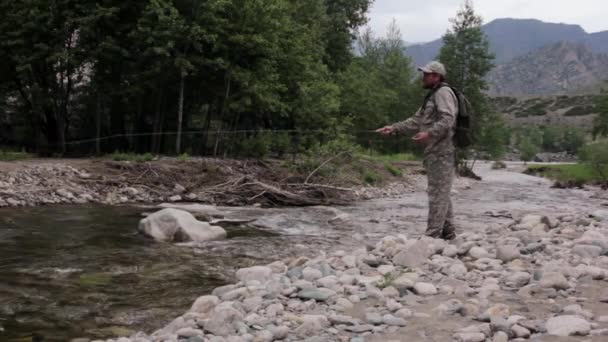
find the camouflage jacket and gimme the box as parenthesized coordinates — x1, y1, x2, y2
(391, 83, 458, 155)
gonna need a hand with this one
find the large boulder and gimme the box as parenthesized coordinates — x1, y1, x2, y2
(138, 208, 226, 243)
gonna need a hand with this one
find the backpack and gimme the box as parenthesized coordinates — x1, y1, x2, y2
(423, 84, 474, 149)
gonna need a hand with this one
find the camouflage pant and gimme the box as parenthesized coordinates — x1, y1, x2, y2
(424, 152, 455, 238)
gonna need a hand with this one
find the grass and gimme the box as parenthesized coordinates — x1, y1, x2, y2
(0, 150, 31, 161)
(525, 163, 607, 183)
(358, 152, 419, 163)
(109, 152, 155, 162)
(363, 170, 382, 185)
(384, 162, 403, 177)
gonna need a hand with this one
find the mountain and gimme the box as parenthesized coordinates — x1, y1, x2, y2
(487, 41, 608, 96)
(405, 18, 606, 66)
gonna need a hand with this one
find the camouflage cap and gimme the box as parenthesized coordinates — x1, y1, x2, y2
(418, 61, 446, 76)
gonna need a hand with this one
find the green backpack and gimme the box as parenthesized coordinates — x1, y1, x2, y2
(423, 84, 474, 148)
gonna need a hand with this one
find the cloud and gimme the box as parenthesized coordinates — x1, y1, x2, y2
(367, 0, 608, 43)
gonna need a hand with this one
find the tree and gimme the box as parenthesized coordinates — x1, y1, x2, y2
(593, 89, 608, 139)
(518, 137, 539, 165)
(437, 1, 500, 161)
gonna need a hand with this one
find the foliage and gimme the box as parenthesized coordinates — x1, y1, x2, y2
(0, 150, 32, 161)
(437, 1, 505, 159)
(109, 152, 155, 162)
(363, 170, 381, 184)
(518, 138, 539, 164)
(384, 162, 403, 177)
(579, 141, 608, 182)
(526, 163, 607, 184)
(593, 90, 608, 139)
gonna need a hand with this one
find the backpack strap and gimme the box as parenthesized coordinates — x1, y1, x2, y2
(422, 83, 452, 110)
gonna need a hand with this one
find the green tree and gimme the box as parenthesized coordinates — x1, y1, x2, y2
(518, 137, 539, 164)
(593, 89, 608, 139)
(437, 1, 501, 161)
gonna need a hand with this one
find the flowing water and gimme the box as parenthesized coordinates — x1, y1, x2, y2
(1, 162, 607, 341)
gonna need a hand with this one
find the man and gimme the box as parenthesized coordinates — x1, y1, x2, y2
(376, 61, 458, 240)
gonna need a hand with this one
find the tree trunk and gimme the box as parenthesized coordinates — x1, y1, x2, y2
(95, 94, 101, 155)
(214, 71, 231, 157)
(151, 84, 163, 153)
(176, 71, 186, 155)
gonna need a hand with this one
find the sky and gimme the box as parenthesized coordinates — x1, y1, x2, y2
(367, 0, 608, 43)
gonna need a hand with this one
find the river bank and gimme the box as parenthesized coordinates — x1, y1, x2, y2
(94, 162, 608, 342)
(0, 157, 421, 208)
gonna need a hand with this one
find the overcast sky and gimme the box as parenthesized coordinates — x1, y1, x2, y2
(367, 0, 608, 43)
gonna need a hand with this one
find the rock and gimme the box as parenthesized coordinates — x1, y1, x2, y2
(511, 325, 531, 338)
(302, 267, 323, 281)
(158, 203, 223, 217)
(453, 333, 485, 342)
(504, 272, 531, 288)
(267, 261, 288, 274)
(269, 325, 289, 340)
(236, 266, 273, 284)
(485, 304, 510, 318)
(393, 240, 432, 268)
(382, 286, 400, 298)
(562, 304, 593, 319)
(492, 331, 508, 342)
(413, 282, 438, 296)
(335, 297, 354, 311)
(138, 208, 226, 243)
(572, 245, 603, 258)
(496, 245, 520, 262)
(56, 188, 74, 199)
(518, 319, 546, 333)
(169, 195, 182, 202)
(190, 295, 219, 315)
(545, 315, 591, 336)
(539, 272, 570, 290)
(436, 299, 464, 316)
(395, 308, 413, 319)
(174, 183, 187, 194)
(591, 209, 608, 221)
(176, 327, 204, 338)
(443, 244, 458, 257)
(378, 265, 395, 275)
(447, 263, 468, 278)
(297, 288, 336, 301)
(365, 312, 383, 325)
(391, 273, 418, 290)
(296, 315, 330, 337)
(575, 230, 608, 250)
(382, 314, 407, 327)
(344, 324, 375, 333)
(203, 304, 244, 336)
(468, 247, 488, 259)
(253, 330, 273, 342)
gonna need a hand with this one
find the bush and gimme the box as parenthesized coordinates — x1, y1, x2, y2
(384, 162, 403, 177)
(579, 142, 608, 182)
(363, 171, 381, 184)
(518, 138, 539, 164)
(237, 133, 272, 159)
(564, 105, 595, 117)
(110, 152, 154, 162)
(492, 161, 507, 169)
(0, 150, 31, 161)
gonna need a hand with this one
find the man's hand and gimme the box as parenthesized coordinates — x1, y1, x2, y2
(376, 126, 396, 135)
(412, 131, 430, 144)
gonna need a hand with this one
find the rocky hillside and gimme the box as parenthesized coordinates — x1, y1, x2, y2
(491, 94, 599, 129)
(487, 42, 608, 96)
